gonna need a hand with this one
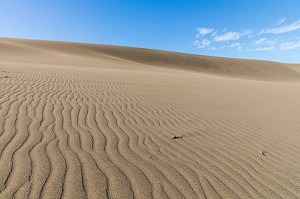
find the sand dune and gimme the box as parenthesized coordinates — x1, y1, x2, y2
(1, 37, 300, 81)
(0, 37, 300, 199)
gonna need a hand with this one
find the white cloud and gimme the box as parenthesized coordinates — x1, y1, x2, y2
(196, 28, 214, 38)
(227, 43, 240, 48)
(242, 30, 253, 36)
(213, 32, 241, 42)
(213, 30, 252, 42)
(280, 41, 300, 50)
(222, 28, 228, 32)
(211, 30, 219, 36)
(200, 39, 211, 48)
(193, 40, 200, 46)
(260, 20, 300, 34)
(222, 43, 242, 50)
(254, 38, 266, 45)
(253, 37, 279, 46)
(193, 39, 211, 48)
(254, 47, 276, 51)
(277, 18, 286, 25)
(241, 47, 276, 52)
(194, 19, 300, 53)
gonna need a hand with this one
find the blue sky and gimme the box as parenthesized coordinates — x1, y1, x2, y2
(0, 0, 300, 63)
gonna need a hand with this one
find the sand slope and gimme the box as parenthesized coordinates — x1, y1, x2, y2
(0, 37, 300, 199)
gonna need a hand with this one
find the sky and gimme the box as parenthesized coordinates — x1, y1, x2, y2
(0, 0, 300, 63)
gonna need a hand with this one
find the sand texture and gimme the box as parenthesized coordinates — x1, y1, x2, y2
(0, 37, 300, 199)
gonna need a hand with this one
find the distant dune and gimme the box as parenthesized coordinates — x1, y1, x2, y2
(0, 37, 300, 199)
(1, 37, 300, 81)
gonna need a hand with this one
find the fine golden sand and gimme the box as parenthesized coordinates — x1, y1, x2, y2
(0, 37, 300, 199)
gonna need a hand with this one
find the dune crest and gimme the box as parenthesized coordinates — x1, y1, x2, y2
(1, 37, 300, 81)
(0, 37, 300, 199)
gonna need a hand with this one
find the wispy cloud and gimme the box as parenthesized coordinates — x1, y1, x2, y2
(213, 32, 241, 42)
(222, 28, 228, 32)
(254, 47, 276, 51)
(260, 20, 300, 34)
(223, 42, 241, 48)
(193, 19, 300, 52)
(252, 37, 279, 46)
(280, 41, 300, 50)
(276, 18, 286, 25)
(196, 28, 214, 38)
(254, 38, 267, 45)
(228, 43, 240, 48)
(213, 30, 252, 42)
(241, 47, 276, 52)
(211, 30, 219, 36)
(193, 39, 211, 48)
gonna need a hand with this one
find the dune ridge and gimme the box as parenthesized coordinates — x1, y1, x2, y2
(0, 37, 300, 198)
(1, 37, 300, 81)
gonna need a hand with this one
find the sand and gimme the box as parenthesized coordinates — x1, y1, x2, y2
(0, 37, 300, 199)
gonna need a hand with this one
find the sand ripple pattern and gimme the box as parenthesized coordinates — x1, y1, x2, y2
(0, 63, 300, 199)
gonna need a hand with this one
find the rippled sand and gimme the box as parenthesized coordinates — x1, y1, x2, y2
(0, 37, 300, 199)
